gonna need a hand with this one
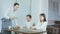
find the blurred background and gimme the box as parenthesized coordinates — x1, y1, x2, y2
(0, 0, 60, 34)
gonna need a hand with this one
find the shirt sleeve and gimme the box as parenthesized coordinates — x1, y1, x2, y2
(36, 22, 48, 30)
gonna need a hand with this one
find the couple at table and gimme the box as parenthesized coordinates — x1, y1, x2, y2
(24, 14, 47, 34)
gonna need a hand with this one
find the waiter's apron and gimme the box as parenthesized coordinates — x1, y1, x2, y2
(1, 18, 12, 34)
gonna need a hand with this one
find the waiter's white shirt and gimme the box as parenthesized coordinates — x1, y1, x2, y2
(36, 21, 47, 31)
(4, 8, 18, 27)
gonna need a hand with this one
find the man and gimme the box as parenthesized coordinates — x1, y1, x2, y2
(2, 3, 19, 34)
(5, 3, 19, 27)
(24, 14, 33, 29)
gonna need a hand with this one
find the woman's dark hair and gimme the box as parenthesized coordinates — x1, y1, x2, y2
(40, 13, 46, 22)
(26, 14, 32, 18)
(14, 3, 19, 6)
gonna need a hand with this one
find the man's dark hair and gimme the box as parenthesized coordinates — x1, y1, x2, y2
(26, 14, 32, 18)
(40, 13, 46, 22)
(14, 3, 19, 6)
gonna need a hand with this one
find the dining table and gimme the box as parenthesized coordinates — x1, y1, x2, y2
(3, 28, 47, 34)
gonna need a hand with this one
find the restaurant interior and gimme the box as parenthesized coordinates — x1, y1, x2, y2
(0, 0, 60, 34)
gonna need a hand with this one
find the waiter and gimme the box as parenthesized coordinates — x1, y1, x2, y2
(1, 3, 19, 34)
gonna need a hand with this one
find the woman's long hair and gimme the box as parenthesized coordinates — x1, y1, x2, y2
(40, 13, 46, 22)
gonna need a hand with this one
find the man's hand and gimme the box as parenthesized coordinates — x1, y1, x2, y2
(30, 26, 36, 31)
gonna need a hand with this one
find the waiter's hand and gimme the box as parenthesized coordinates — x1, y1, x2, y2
(9, 17, 17, 20)
(13, 26, 20, 31)
(9, 17, 15, 20)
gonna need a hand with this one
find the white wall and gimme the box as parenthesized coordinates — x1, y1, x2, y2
(58, 3, 60, 20)
(48, 0, 60, 25)
(48, 0, 59, 20)
(0, 0, 2, 32)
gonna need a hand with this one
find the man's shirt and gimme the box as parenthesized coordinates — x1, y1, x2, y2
(4, 8, 18, 27)
(24, 21, 33, 29)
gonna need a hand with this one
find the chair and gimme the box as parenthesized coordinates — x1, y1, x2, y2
(1, 18, 12, 34)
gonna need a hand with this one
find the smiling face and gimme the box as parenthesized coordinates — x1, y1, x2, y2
(40, 16, 44, 22)
(14, 5, 19, 11)
(26, 16, 31, 22)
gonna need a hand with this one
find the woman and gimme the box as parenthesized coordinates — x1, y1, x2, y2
(31, 13, 48, 34)
(36, 13, 48, 34)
